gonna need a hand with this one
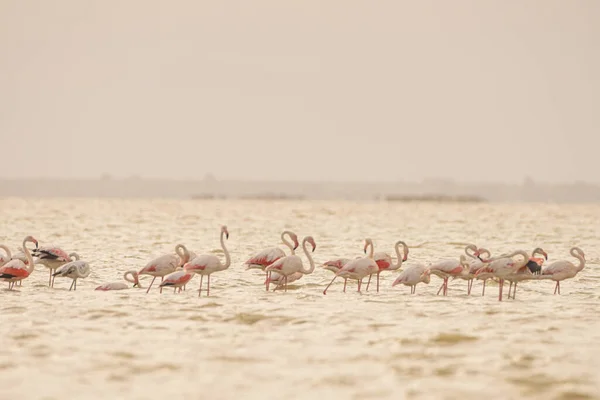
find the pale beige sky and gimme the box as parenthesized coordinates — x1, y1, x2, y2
(1, 1, 598, 183)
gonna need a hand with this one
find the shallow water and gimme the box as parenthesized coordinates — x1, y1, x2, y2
(1, 198, 599, 399)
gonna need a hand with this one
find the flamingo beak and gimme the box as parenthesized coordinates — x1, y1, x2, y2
(543, 252, 548, 260)
(403, 256, 408, 262)
(312, 244, 316, 252)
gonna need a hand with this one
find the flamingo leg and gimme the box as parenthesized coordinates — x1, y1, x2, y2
(69, 280, 75, 291)
(207, 275, 211, 296)
(284, 275, 288, 292)
(323, 275, 338, 295)
(266, 271, 271, 292)
(557, 281, 561, 295)
(436, 281, 444, 295)
(513, 282, 518, 299)
(376, 272, 380, 293)
(343, 278, 347, 292)
(146, 276, 156, 294)
(467, 279, 472, 295)
(198, 275, 204, 297)
(444, 278, 449, 296)
(366, 274, 372, 291)
(508, 282, 513, 298)
(482, 280, 486, 296)
(498, 279, 504, 301)
(159, 277, 164, 294)
(48, 269, 52, 287)
(357, 278, 362, 293)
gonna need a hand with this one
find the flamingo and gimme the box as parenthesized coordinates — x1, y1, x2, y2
(537, 247, 585, 295)
(323, 238, 379, 295)
(475, 250, 530, 301)
(504, 247, 548, 298)
(244, 230, 299, 270)
(139, 243, 190, 294)
(159, 268, 195, 293)
(32, 244, 71, 287)
(392, 263, 430, 294)
(461, 246, 491, 295)
(0, 236, 38, 289)
(184, 225, 230, 297)
(264, 236, 317, 292)
(366, 240, 409, 293)
(425, 254, 471, 296)
(525, 247, 548, 275)
(52, 253, 90, 291)
(265, 272, 303, 291)
(95, 270, 142, 291)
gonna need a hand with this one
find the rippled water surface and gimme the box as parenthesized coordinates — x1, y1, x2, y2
(1, 198, 599, 399)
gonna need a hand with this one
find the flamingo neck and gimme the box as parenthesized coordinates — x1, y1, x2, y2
(465, 244, 477, 259)
(281, 232, 295, 255)
(175, 244, 189, 264)
(220, 231, 230, 270)
(124, 270, 141, 286)
(69, 252, 80, 261)
(299, 239, 315, 274)
(366, 241, 374, 259)
(571, 247, 585, 272)
(0, 244, 11, 259)
(394, 241, 407, 269)
(22, 239, 35, 274)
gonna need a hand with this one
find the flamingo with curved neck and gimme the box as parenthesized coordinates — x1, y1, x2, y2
(0, 236, 38, 289)
(244, 231, 299, 271)
(323, 238, 379, 295)
(537, 247, 585, 295)
(367, 240, 409, 292)
(95, 270, 142, 291)
(184, 225, 231, 297)
(475, 250, 530, 301)
(264, 236, 317, 291)
(0, 244, 12, 266)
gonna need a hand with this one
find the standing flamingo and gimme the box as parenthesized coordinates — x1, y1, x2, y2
(139, 244, 189, 294)
(184, 225, 230, 297)
(538, 247, 585, 295)
(392, 263, 430, 294)
(264, 236, 317, 292)
(323, 238, 379, 295)
(0, 236, 38, 289)
(475, 250, 530, 301)
(462, 246, 491, 295)
(95, 270, 142, 291)
(425, 254, 471, 296)
(32, 245, 71, 287)
(244, 231, 299, 270)
(366, 240, 409, 292)
(525, 247, 548, 275)
(52, 253, 90, 291)
(159, 268, 195, 293)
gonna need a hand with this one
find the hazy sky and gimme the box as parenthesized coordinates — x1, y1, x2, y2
(1, 1, 598, 183)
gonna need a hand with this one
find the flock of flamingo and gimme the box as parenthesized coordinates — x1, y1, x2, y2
(0, 227, 587, 301)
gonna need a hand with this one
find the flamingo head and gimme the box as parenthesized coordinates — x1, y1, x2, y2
(420, 269, 431, 281)
(392, 276, 403, 287)
(305, 236, 316, 252)
(291, 234, 299, 250)
(363, 238, 373, 254)
(24, 236, 39, 248)
(466, 244, 478, 257)
(221, 225, 229, 239)
(533, 247, 548, 260)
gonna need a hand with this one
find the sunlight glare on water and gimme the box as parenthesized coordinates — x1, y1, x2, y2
(1, 198, 599, 400)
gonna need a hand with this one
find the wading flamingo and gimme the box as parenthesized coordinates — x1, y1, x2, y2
(323, 238, 379, 295)
(95, 270, 141, 291)
(392, 263, 430, 294)
(0, 236, 38, 289)
(462, 246, 491, 295)
(244, 231, 299, 270)
(538, 247, 585, 295)
(184, 225, 231, 297)
(505, 247, 548, 298)
(425, 254, 471, 296)
(475, 250, 530, 301)
(139, 244, 190, 294)
(264, 236, 317, 291)
(32, 244, 71, 287)
(159, 268, 194, 293)
(52, 253, 90, 291)
(366, 240, 409, 292)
